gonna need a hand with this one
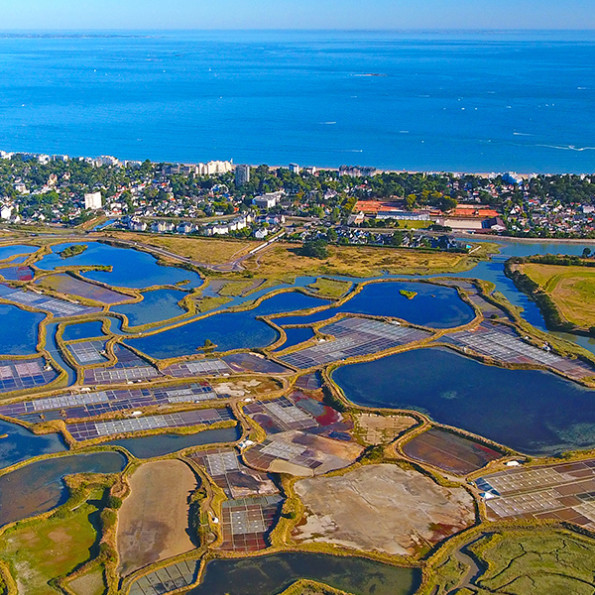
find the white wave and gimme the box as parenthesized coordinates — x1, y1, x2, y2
(320, 121, 336, 125)
(513, 132, 533, 137)
(536, 143, 595, 152)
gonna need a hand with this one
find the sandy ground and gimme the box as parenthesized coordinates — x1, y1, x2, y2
(117, 460, 197, 576)
(293, 463, 475, 556)
(355, 413, 417, 444)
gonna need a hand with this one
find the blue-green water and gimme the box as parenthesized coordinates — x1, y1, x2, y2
(0, 244, 38, 261)
(105, 426, 239, 458)
(62, 320, 106, 341)
(112, 288, 188, 327)
(333, 347, 595, 455)
(0, 419, 67, 470)
(276, 281, 474, 328)
(186, 552, 419, 595)
(276, 326, 316, 350)
(0, 451, 126, 526)
(129, 291, 330, 358)
(0, 304, 44, 355)
(35, 242, 202, 289)
(1, 31, 595, 172)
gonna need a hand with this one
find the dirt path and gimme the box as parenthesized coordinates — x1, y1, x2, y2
(117, 459, 197, 576)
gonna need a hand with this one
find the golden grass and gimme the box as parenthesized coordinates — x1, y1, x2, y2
(521, 263, 595, 328)
(307, 277, 353, 299)
(244, 243, 473, 278)
(108, 232, 257, 265)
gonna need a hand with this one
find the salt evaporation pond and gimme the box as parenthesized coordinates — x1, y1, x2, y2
(112, 288, 188, 326)
(187, 552, 420, 595)
(0, 451, 126, 526)
(0, 304, 45, 355)
(333, 347, 595, 455)
(275, 281, 475, 328)
(34, 242, 202, 289)
(62, 320, 106, 341)
(129, 291, 331, 358)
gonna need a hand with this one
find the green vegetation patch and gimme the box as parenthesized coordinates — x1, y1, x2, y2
(67, 563, 106, 595)
(1, 499, 101, 594)
(217, 280, 257, 297)
(469, 529, 595, 594)
(307, 277, 353, 299)
(399, 289, 417, 300)
(59, 244, 88, 259)
(194, 295, 232, 313)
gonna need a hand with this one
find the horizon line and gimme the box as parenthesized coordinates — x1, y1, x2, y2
(1, 27, 595, 32)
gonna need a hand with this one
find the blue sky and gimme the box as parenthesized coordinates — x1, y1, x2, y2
(2, 0, 595, 30)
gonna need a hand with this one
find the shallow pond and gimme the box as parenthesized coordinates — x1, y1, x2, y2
(0, 451, 126, 526)
(0, 244, 38, 261)
(0, 304, 44, 355)
(276, 326, 316, 351)
(62, 320, 106, 341)
(128, 291, 330, 358)
(104, 426, 239, 458)
(111, 288, 188, 326)
(35, 242, 202, 289)
(333, 347, 595, 455)
(186, 552, 419, 595)
(0, 419, 67, 470)
(275, 281, 475, 328)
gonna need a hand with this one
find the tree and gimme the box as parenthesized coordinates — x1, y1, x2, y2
(582, 248, 591, 259)
(405, 194, 416, 209)
(391, 231, 404, 247)
(301, 239, 328, 259)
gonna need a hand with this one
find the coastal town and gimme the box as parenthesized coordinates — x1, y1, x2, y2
(0, 151, 593, 247)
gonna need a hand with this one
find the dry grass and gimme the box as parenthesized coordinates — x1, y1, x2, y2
(245, 243, 472, 278)
(109, 232, 257, 265)
(521, 263, 595, 328)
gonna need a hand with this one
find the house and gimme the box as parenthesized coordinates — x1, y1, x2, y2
(253, 191, 284, 210)
(254, 228, 269, 240)
(84, 192, 102, 210)
(482, 217, 507, 232)
(0, 205, 12, 220)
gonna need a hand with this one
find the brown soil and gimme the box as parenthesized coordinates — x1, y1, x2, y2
(117, 459, 197, 576)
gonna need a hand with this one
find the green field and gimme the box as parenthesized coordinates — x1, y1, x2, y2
(425, 528, 595, 595)
(521, 263, 595, 329)
(1, 500, 100, 594)
(307, 277, 353, 299)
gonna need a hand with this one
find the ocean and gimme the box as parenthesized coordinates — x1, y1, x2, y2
(0, 30, 594, 173)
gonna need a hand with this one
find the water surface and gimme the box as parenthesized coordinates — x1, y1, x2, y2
(0, 451, 126, 526)
(276, 281, 474, 328)
(334, 347, 595, 455)
(186, 552, 419, 595)
(35, 242, 202, 289)
(62, 320, 106, 341)
(1, 31, 595, 172)
(105, 426, 239, 458)
(129, 291, 330, 358)
(112, 288, 188, 326)
(0, 419, 67, 470)
(0, 304, 44, 355)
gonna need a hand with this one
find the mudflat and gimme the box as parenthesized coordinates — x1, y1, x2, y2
(117, 459, 196, 575)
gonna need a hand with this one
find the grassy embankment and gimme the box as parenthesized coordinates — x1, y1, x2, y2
(422, 526, 595, 594)
(519, 262, 595, 331)
(243, 242, 492, 279)
(306, 277, 353, 299)
(0, 494, 102, 594)
(106, 232, 256, 265)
